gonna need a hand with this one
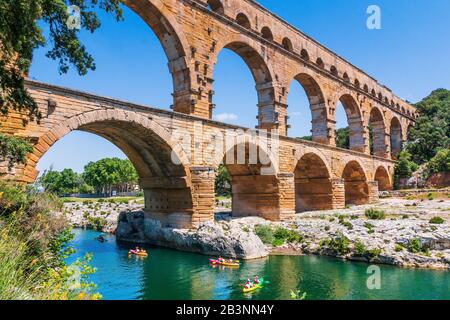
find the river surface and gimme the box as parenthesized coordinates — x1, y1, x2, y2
(68, 229, 450, 300)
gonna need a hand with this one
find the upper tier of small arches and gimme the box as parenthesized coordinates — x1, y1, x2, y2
(204, 0, 416, 119)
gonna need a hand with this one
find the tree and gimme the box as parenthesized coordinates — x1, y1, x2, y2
(335, 127, 350, 149)
(1, 1, 124, 170)
(394, 151, 418, 187)
(0, 0, 124, 121)
(215, 164, 231, 196)
(82, 158, 138, 195)
(406, 89, 450, 164)
(39, 167, 80, 195)
(425, 148, 450, 177)
(0, 133, 33, 169)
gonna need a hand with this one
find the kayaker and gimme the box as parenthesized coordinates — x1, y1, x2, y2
(244, 279, 253, 289)
(253, 276, 260, 285)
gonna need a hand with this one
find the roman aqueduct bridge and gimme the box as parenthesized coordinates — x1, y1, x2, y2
(0, 0, 416, 228)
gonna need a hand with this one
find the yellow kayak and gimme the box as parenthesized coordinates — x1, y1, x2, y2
(209, 259, 240, 267)
(129, 250, 148, 257)
(242, 278, 264, 293)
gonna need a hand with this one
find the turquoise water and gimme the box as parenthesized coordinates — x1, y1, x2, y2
(69, 229, 450, 300)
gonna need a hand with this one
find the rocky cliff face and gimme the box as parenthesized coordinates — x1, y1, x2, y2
(116, 211, 268, 260)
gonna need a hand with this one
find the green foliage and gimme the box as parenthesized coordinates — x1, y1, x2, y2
(429, 216, 445, 224)
(82, 158, 138, 195)
(254, 225, 302, 246)
(254, 225, 274, 245)
(39, 168, 81, 196)
(407, 238, 423, 254)
(425, 148, 450, 177)
(407, 89, 450, 164)
(335, 127, 350, 149)
(354, 240, 366, 256)
(0, 182, 99, 299)
(322, 234, 350, 255)
(215, 164, 231, 196)
(394, 151, 419, 185)
(0, 0, 123, 121)
(365, 208, 386, 220)
(87, 216, 106, 231)
(0, 134, 33, 169)
(394, 243, 404, 252)
(290, 289, 307, 300)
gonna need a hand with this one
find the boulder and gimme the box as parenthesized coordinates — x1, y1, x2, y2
(117, 211, 268, 260)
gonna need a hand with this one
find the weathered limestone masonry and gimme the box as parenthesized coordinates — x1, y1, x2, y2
(0, 0, 416, 228)
(121, 0, 416, 149)
(2, 81, 396, 228)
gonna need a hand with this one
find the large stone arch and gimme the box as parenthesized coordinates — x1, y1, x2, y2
(294, 152, 333, 212)
(336, 93, 365, 152)
(341, 160, 369, 205)
(374, 166, 392, 191)
(390, 116, 403, 159)
(125, 0, 191, 113)
(212, 38, 276, 130)
(369, 106, 387, 158)
(287, 72, 329, 144)
(215, 138, 287, 220)
(26, 109, 204, 228)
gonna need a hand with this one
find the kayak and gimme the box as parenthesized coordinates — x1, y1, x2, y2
(129, 250, 148, 257)
(209, 259, 240, 267)
(242, 278, 264, 293)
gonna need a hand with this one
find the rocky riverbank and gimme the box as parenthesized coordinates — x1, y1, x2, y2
(63, 194, 450, 269)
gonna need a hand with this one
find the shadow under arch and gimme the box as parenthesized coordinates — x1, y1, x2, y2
(374, 166, 392, 191)
(342, 160, 369, 205)
(294, 152, 333, 212)
(212, 40, 275, 128)
(337, 94, 365, 152)
(27, 109, 196, 228)
(125, 0, 191, 110)
(217, 140, 284, 220)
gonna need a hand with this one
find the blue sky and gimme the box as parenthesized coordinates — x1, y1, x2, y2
(30, 0, 450, 173)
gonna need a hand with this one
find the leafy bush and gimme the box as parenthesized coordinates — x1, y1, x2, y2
(425, 149, 450, 177)
(254, 225, 274, 245)
(429, 216, 445, 224)
(407, 238, 422, 253)
(394, 151, 418, 186)
(365, 208, 386, 220)
(354, 240, 366, 256)
(394, 244, 404, 252)
(0, 182, 100, 300)
(322, 234, 350, 255)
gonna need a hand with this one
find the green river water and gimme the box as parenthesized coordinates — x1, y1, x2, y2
(69, 229, 450, 300)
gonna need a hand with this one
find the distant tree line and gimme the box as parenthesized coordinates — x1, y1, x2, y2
(39, 158, 139, 196)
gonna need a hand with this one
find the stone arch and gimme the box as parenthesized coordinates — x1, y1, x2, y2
(342, 160, 369, 205)
(213, 40, 275, 128)
(390, 116, 403, 159)
(337, 94, 365, 152)
(369, 107, 387, 157)
(125, 0, 191, 112)
(316, 57, 324, 68)
(330, 65, 338, 76)
(374, 166, 392, 191)
(261, 26, 274, 41)
(26, 109, 199, 227)
(294, 152, 333, 212)
(206, 0, 224, 14)
(236, 12, 251, 29)
(363, 84, 369, 93)
(218, 140, 282, 220)
(301, 49, 310, 61)
(282, 37, 294, 52)
(343, 72, 350, 83)
(354, 79, 360, 88)
(288, 72, 329, 144)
